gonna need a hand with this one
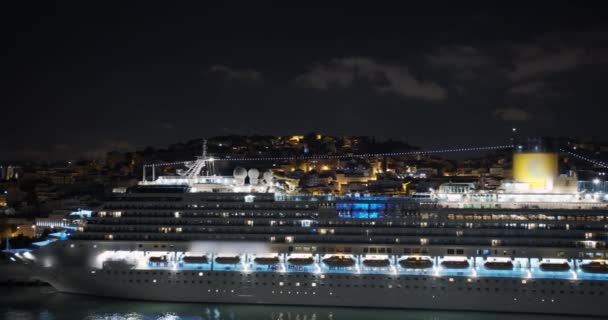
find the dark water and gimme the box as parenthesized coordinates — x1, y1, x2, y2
(0, 286, 595, 320)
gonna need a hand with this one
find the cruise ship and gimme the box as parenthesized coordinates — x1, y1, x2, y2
(22, 150, 608, 316)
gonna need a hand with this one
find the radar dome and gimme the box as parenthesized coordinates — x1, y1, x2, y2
(263, 170, 274, 185)
(233, 167, 247, 178)
(233, 167, 247, 185)
(248, 168, 260, 185)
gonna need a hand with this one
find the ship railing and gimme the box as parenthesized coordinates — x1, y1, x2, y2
(91, 250, 608, 281)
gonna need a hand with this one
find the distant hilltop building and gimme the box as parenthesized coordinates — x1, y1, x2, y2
(0, 165, 20, 180)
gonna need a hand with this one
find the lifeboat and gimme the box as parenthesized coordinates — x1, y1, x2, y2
(363, 259, 391, 267)
(215, 256, 241, 264)
(399, 257, 433, 269)
(441, 260, 470, 269)
(322, 256, 356, 267)
(581, 261, 608, 273)
(287, 257, 315, 266)
(484, 261, 514, 270)
(539, 262, 570, 272)
(254, 257, 280, 265)
(148, 256, 167, 264)
(182, 256, 209, 264)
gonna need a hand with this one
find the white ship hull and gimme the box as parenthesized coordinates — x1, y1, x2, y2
(36, 266, 608, 317)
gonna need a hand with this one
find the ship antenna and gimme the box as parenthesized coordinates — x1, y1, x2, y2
(202, 139, 215, 175)
(202, 139, 208, 159)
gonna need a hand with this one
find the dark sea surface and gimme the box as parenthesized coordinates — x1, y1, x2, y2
(0, 286, 596, 320)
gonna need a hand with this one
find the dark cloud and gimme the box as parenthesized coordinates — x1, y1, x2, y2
(209, 65, 262, 82)
(508, 81, 549, 96)
(161, 122, 175, 130)
(508, 46, 586, 81)
(295, 57, 447, 101)
(2, 3, 608, 160)
(493, 108, 534, 122)
(54, 144, 70, 151)
(427, 46, 494, 70)
(425, 45, 506, 85)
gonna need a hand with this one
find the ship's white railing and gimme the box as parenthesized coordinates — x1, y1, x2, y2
(91, 250, 608, 281)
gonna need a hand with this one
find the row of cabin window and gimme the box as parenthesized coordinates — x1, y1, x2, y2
(112, 278, 607, 295)
(102, 271, 606, 287)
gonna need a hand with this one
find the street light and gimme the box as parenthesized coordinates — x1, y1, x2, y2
(593, 178, 601, 185)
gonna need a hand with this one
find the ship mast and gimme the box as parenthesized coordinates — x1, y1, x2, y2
(202, 139, 208, 159)
(180, 139, 215, 179)
(141, 139, 217, 183)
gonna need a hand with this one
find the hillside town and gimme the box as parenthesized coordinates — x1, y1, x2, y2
(1, 134, 607, 249)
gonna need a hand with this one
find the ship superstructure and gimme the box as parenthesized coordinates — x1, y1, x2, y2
(26, 152, 608, 316)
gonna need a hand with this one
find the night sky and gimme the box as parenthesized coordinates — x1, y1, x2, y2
(3, 2, 608, 161)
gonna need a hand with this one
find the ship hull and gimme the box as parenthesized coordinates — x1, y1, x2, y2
(36, 267, 608, 317)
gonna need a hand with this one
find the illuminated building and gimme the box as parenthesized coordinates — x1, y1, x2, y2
(0, 192, 7, 207)
(289, 135, 304, 143)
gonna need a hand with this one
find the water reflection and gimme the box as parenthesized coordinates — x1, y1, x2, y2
(0, 286, 593, 320)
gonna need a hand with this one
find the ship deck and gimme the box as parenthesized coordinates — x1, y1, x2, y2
(142, 261, 608, 281)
